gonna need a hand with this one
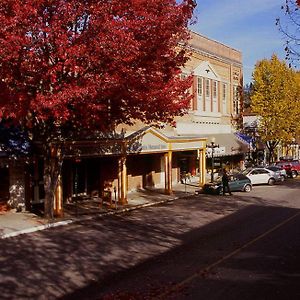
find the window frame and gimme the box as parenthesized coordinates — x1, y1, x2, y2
(205, 79, 211, 98)
(213, 81, 217, 98)
(197, 76, 203, 97)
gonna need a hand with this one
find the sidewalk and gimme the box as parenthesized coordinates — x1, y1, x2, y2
(1, 181, 201, 239)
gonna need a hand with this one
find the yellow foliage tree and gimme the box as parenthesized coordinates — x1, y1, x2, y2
(251, 54, 300, 162)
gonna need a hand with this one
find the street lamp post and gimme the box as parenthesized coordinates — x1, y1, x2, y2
(207, 137, 219, 182)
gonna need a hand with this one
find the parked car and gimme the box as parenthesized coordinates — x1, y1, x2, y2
(266, 166, 287, 181)
(275, 160, 300, 178)
(241, 167, 281, 185)
(203, 173, 252, 195)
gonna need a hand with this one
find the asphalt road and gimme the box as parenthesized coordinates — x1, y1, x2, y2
(1, 179, 300, 300)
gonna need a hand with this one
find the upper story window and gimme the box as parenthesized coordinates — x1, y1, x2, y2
(179, 72, 192, 108)
(213, 81, 217, 98)
(233, 85, 240, 115)
(197, 77, 203, 96)
(222, 83, 227, 102)
(222, 83, 227, 113)
(205, 79, 210, 98)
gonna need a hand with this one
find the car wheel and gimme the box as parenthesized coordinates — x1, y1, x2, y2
(217, 187, 223, 195)
(291, 171, 297, 178)
(268, 178, 275, 185)
(244, 184, 252, 192)
(280, 175, 285, 182)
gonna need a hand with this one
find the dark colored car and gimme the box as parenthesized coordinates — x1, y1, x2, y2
(275, 160, 300, 178)
(203, 173, 252, 195)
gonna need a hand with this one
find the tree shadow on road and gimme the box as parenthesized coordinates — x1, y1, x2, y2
(0, 193, 299, 300)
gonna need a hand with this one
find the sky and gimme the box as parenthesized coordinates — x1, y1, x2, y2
(190, 0, 288, 85)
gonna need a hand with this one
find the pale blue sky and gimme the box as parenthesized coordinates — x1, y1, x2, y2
(190, 0, 287, 85)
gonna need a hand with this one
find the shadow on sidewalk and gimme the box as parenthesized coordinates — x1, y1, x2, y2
(62, 183, 199, 217)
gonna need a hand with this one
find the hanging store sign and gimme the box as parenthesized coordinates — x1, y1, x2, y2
(206, 146, 226, 157)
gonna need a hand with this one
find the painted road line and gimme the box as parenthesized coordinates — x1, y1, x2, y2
(156, 210, 300, 299)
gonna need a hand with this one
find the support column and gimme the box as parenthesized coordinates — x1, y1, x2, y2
(118, 156, 128, 204)
(164, 151, 172, 195)
(199, 149, 206, 187)
(54, 174, 63, 217)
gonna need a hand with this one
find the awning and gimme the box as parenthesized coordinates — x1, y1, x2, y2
(235, 132, 254, 146)
(126, 126, 206, 154)
(205, 133, 249, 157)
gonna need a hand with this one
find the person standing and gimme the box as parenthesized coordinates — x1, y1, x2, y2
(222, 168, 232, 195)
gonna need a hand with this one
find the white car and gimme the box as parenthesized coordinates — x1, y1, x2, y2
(266, 166, 287, 181)
(241, 167, 281, 185)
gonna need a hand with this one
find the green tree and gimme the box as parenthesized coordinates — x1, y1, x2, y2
(251, 54, 299, 162)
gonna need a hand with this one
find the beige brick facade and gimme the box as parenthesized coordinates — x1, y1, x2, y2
(175, 31, 243, 136)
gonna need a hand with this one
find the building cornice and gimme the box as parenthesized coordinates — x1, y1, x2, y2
(186, 44, 243, 68)
(180, 30, 243, 68)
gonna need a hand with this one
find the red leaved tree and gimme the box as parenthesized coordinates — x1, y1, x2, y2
(0, 0, 195, 218)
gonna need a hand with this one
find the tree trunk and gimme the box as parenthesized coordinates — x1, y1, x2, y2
(268, 149, 275, 164)
(43, 144, 63, 219)
(266, 141, 279, 164)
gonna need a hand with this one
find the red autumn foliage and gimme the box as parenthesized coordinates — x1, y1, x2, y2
(0, 0, 195, 132)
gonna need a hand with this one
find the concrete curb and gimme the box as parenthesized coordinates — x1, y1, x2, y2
(1, 219, 73, 239)
(1, 194, 190, 239)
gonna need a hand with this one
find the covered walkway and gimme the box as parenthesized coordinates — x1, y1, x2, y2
(1, 180, 201, 238)
(62, 179, 201, 217)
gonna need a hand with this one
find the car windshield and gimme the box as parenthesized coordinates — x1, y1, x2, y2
(241, 168, 252, 175)
(234, 173, 248, 180)
(267, 166, 278, 171)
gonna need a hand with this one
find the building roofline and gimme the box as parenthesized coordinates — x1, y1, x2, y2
(189, 30, 242, 54)
(187, 30, 242, 66)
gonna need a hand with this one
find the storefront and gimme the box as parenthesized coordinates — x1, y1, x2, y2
(205, 133, 249, 174)
(31, 126, 207, 216)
